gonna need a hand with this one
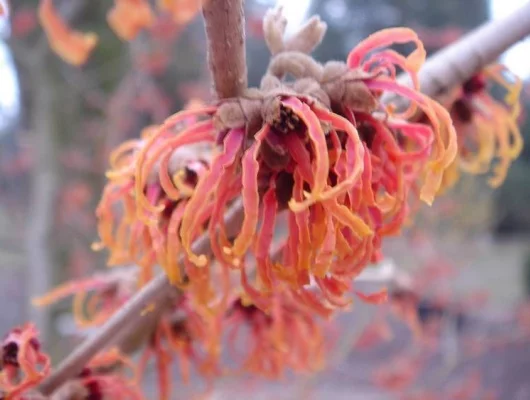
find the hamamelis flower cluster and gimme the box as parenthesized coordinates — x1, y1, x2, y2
(0, 324, 143, 399)
(33, 267, 330, 399)
(0, 324, 49, 399)
(57, 348, 143, 400)
(95, 10, 456, 313)
(92, 110, 215, 287)
(435, 65, 523, 192)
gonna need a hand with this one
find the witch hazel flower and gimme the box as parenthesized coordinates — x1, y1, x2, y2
(94, 8, 457, 316)
(47, 348, 144, 400)
(93, 100, 217, 287)
(223, 290, 326, 378)
(0, 325, 50, 400)
(135, 296, 226, 399)
(35, 277, 224, 396)
(38, 0, 98, 66)
(34, 270, 222, 396)
(33, 267, 140, 329)
(0, 327, 144, 400)
(436, 64, 523, 191)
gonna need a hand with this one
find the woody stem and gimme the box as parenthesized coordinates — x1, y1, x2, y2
(203, 0, 248, 98)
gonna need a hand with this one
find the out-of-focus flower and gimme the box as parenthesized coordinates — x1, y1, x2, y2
(150, 13, 182, 41)
(354, 318, 393, 350)
(50, 348, 144, 400)
(57, 181, 93, 227)
(38, 0, 98, 66)
(247, 12, 265, 39)
(158, 0, 201, 25)
(137, 297, 222, 399)
(0, 324, 50, 399)
(438, 65, 523, 191)
(94, 100, 216, 288)
(516, 302, 530, 336)
(32, 268, 138, 328)
(224, 292, 325, 378)
(136, 50, 172, 76)
(107, 0, 155, 41)
(373, 353, 425, 392)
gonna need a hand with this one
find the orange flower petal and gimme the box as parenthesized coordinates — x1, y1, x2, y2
(107, 0, 155, 41)
(158, 0, 201, 25)
(38, 0, 98, 66)
(230, 127, 268, 261)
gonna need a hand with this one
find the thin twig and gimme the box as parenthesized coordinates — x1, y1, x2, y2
(202, 0, 248, 98)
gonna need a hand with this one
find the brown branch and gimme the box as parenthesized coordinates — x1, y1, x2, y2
(202, 0, 248, 99)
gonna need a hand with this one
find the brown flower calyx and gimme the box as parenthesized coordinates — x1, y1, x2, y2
(213, 58, 380, 136)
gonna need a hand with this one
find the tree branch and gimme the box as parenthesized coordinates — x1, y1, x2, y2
(202, 0, 248, 99)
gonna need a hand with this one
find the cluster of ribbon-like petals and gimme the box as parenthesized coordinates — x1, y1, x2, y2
(113, 27, 455, 317)
(0, 322, 145, 399)
(94, 105, 217, 288)
(222, 290, 326, 379)
(436, 65, 523, 191)
(74, 348, 144, 400)
(135, 295, 225, 400)
(33, 268, 139, 328)
(33, 269, 328, 396)
(41, 21, 468, 392)
(0, 324, 50, 399)
(32, 269, 219, 398)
